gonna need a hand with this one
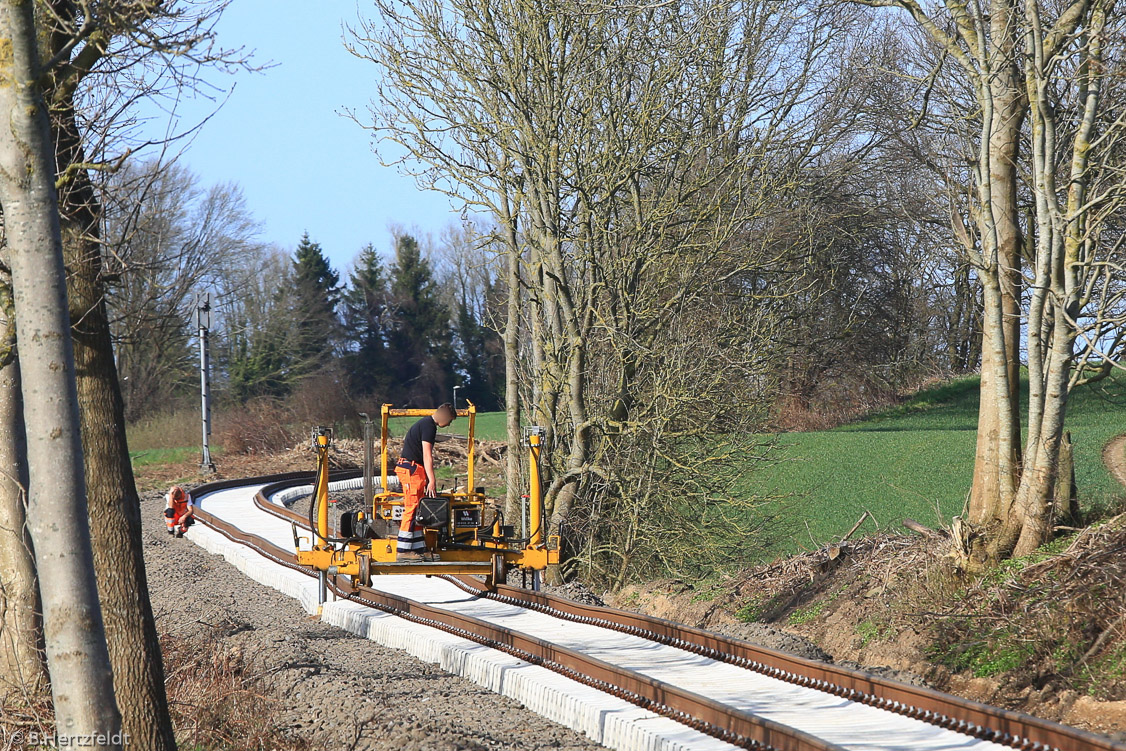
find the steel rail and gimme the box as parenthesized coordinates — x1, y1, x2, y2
(187, 476, 841, 751)
(441, 578, 1123, 751)
(187, 473, 1126, 751)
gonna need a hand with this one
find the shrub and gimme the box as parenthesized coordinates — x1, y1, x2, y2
(162, 630, 309, 750)
(212, 398, 299, 455)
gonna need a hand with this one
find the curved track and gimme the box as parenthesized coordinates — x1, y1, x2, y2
(185, 473, 1125, 751)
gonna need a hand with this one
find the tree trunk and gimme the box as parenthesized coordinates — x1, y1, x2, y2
(52, 98, 176, 751)
(999, 0, 1103, 560)
(969, 2, 1025, 538)
(499, 193, 524, 529)
(0, 313, 47, 700)
(0, 0, 122, 741)
(1008, 325, 1073, 557)
(1055, 431, 1081, 528)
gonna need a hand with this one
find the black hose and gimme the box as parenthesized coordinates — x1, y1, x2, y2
(307, 451, 362, 545)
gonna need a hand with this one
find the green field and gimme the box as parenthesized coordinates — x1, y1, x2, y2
(752, 371, 1126, 558)
(130, 446, 210, 468)
(384, 410, 508, 442)
(128, 374, 1126, 564)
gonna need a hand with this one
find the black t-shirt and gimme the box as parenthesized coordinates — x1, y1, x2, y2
(400, 416, 437, 464)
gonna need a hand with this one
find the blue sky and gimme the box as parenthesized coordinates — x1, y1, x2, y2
(140, 1, 457, 275)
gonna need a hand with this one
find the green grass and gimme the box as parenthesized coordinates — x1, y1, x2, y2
(383, 411, 508, 442)
(129, 446, 203, 467)
(748, 371, 1126, 559)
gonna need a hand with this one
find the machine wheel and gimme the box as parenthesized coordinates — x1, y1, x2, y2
(488, 553, 507, 590)
(357, 553, 371, 588)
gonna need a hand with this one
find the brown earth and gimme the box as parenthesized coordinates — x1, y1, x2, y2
(609, 436, 1126, 741)
(1103, 435, 1126, 489)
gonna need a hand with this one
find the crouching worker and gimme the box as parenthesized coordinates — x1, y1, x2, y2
(394, 403, 456, 562)
(164, 485, 194, 537)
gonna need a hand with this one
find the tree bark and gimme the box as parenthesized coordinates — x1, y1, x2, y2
(1055, 431, 1081, 528)
(499, 188, 524, 529)
(969, 0, 1025, 538)
(0, 0, 122, 741)
(0, 310, 47, 700)
(50, 93, 176, 750)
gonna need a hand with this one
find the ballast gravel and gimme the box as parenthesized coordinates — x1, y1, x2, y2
(145, 484, 844, 749)
(142, 489, 602, 750)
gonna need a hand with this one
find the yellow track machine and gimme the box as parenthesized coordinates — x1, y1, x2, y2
(294, 404, 558, 591)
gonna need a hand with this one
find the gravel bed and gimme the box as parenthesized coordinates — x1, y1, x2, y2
(142, 489, 602, 750)
(157, 481, 847, 746)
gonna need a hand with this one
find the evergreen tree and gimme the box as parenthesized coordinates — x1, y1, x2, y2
(451, 278, 503, 410)
(341, 244, 394, 397)
(291, 231, 340, 365)
(387, 234, 454, 405)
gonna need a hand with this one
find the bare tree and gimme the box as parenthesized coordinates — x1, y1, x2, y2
(103, 160, 265, 419)
(352, 0, 872, 581)
(857, 0, 1126, 559)
(0, 0, 121, 741)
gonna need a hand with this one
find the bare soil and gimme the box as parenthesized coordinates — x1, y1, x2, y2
(1103, 435, 1126, 489)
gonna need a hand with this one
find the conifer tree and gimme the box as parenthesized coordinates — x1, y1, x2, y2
(291, 232, 340, 365)
(342, 244, 394, 397)
(387, 234, 454, 405)
(452, 280, 503, 411)
(224, 252, 304, 400)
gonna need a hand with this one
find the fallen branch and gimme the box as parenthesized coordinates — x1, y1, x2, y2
(841, 511, 872, 543)
(903, 518, 946, 539)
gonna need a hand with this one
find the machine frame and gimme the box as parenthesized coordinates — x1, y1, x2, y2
(294, 404, 558, 591)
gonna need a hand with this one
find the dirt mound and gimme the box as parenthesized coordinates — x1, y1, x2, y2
(613, 522, 1126, 737)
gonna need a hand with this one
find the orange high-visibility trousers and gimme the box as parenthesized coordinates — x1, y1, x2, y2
(394, 461, 427, 553)
(165, 501, 193, 532)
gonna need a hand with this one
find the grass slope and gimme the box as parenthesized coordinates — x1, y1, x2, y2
(754, 371, 1126, 559)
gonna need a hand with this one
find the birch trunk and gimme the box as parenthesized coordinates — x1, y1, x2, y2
(0, 0, 121, 742)
(969, 0, 1024, 532)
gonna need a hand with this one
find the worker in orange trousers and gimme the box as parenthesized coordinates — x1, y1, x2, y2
(394, 403, 456, 561)
(164, 485, 194, 537)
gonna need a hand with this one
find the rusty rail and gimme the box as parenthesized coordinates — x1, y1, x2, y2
(188, 475, 838, 751)
(186, 474, 1126, 751)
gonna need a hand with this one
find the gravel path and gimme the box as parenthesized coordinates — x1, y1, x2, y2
(1103, 434, 1126, 489)
(142, 489, 602, 750)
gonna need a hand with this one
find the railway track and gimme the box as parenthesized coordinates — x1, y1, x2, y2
(186, 473, 1124, 751)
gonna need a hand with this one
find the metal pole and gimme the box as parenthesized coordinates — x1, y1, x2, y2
(198, 294, 215, 473)
(360, 413, 374, 509)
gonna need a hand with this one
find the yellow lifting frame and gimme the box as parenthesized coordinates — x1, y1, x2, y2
(296, 409, 559, 585)
(379, 402, 477, 504)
